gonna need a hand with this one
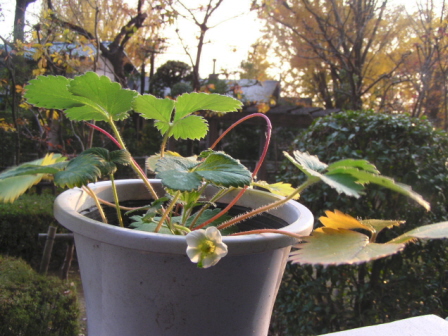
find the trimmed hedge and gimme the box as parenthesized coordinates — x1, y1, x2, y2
(270, 111, 448, 335)
(0, 193, 66, 268)
(0, 255, 79, 335)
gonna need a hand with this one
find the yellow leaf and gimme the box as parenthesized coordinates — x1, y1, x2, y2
(19, 102, 31, 110)
(252, 181, 299, 199)
(0, 153, 66, 203)
(319, 210, 372, 232)
(257, 103, 270, 113)
(0, 118, 16, 132)
(45, 110, 59, 120)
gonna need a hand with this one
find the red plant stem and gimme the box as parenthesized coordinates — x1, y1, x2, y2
(193, 113, 272, 231)
(86, 122, 122, 149)
(210, 113, 272, 179)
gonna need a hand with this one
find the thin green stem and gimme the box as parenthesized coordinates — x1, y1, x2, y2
(159, 131, 171, 157)
(109, 174, 124, 227)
(83, 186, 108, 224)
(107, 117, 159, 200)
(155, 191, 181, 233)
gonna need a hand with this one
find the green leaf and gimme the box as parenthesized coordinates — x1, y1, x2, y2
(168, 115, 209, 140)
(132, 94, 175, 123)
(24, 75, 83, 109)
(133, 94, 210, 140)
(328, 167, 430, 210)
(284, 151, 327, 178)
(195, 152, 252, 188)
(70, 73, 136, 116)
(25, 72, 137, 121)
(156, 156, 202, 191)
(289, 228, 405, 265)
(146, 151, 187, 173)
(285, 151, 429, 209)
(82, 148, 131, 175)
(327, 159, 379, 174)
(320, 173, 365, 198)
(109, 149, 131, 165)
(129, 219, 173, 234)
(155, 152, 251, 190)
(155, 156, 200, 174)
(54, 154, 103, 188)
(174, 92, 242, 119)
(284, 151, 365, 197)
(389, 222, 448, 244)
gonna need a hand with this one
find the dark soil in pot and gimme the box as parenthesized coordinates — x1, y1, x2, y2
(80, 200, 288, 234)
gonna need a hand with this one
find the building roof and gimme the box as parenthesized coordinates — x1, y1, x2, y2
(226, 79, 280, 104)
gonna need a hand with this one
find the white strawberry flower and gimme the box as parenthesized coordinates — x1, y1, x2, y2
(186, 226, 228, 268)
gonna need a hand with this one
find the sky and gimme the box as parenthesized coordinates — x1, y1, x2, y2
(0, 0, 418, 79)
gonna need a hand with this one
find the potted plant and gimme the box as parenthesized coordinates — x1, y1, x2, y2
(1, 72, 447, 336)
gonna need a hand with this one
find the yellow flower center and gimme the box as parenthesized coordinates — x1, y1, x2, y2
(199, 240, 216, 254)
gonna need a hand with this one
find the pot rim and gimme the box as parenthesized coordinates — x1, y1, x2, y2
(54, 179, 314, 255)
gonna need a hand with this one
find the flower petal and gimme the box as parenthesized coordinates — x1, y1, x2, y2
(186, 247, 201, 262)
(205, 226, 221, 241)
(186, 230, 206, 246)
(202, 255, 221, 268)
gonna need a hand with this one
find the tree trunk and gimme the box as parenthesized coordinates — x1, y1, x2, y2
(14, 0, 37, 42)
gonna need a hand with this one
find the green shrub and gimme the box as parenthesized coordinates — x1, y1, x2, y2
(171, 82, 193, 97)
(0, 193, 66, 268)
(0, 255, 79, 336)
(270, 111, 448, 335)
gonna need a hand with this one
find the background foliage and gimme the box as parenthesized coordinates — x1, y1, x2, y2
(270, 110, 448, 335)
(0, 193, 68, 268)
(0, 255, 79, 336)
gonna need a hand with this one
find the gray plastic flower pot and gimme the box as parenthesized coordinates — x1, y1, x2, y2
(54, 179, 313, 336)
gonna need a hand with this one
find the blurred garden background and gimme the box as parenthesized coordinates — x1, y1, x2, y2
(1, 0, 448, 335)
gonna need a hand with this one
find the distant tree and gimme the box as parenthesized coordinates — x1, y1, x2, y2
(239, 41, 272, 81)
(171, 0, 244, 91)
(257, 0, 408, 110)
(43, 0, 169, 87)
(151, 60, 192, 96)
(14, 0, 38, 42)
(170, 0, 224, 90)
(171, 82, 193, 97)
(399, 0, 448, 126)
